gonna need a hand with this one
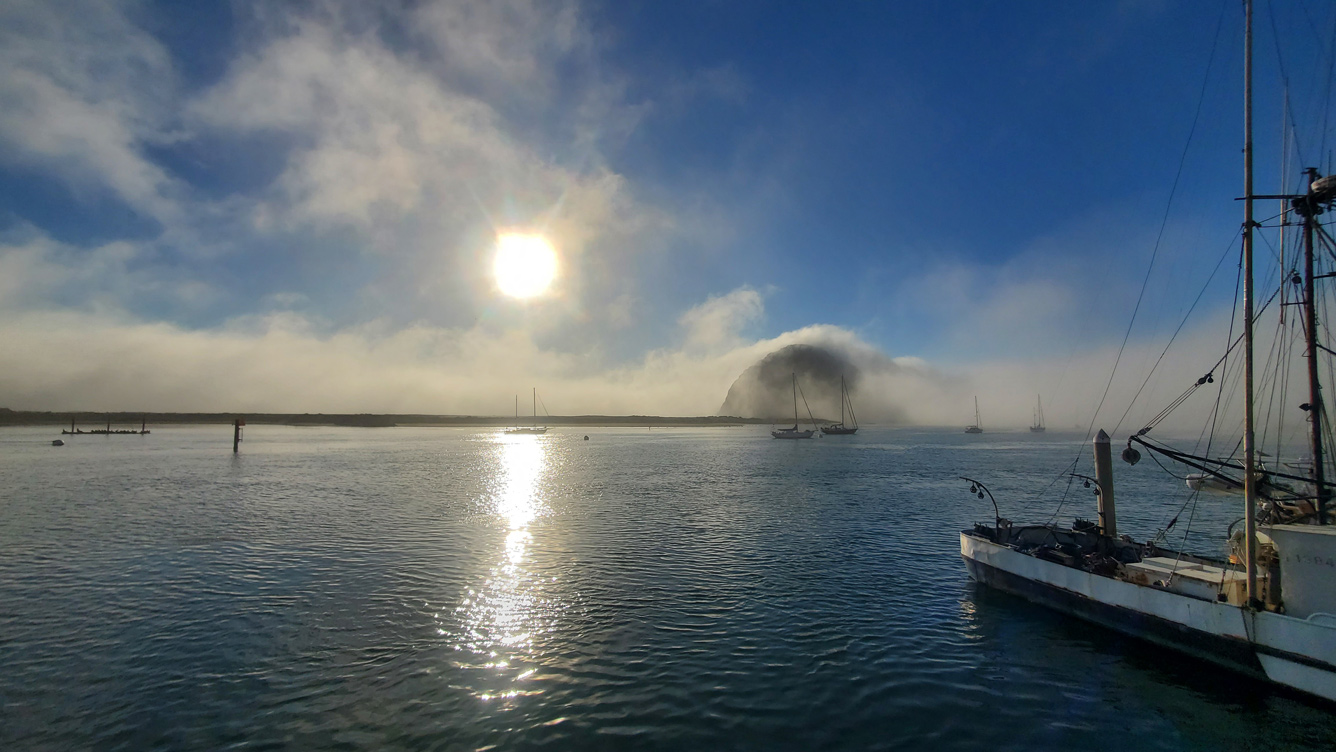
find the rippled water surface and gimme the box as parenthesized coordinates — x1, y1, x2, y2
(2, 425, 1334, 750)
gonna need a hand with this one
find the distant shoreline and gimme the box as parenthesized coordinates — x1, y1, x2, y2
(0, 408, 773, 428)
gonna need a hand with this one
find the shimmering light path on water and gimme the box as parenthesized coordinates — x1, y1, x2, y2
(2, 426, 1334, 750)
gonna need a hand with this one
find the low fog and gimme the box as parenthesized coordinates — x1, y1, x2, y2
(0, 287, 1293, 449)
(719, 343, 904, 423)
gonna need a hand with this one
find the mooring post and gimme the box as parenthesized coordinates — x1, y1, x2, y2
(233, 418, 244, 453)
(1093, 429, 1117, 538)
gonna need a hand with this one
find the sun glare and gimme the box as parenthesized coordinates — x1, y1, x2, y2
(494, 233, 558, 299)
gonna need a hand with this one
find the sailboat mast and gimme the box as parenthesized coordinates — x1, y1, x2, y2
(792, 373, 798, 423)
(841, 376, 846, 425)
(1302, 167, 1328, 523)
(1242, 0, 1260, 604)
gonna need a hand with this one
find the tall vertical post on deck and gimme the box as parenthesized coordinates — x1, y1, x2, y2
(1301, 167, 1329, 524)
(1094, 429, 1117, 538)
(1242, 0, 1260, 607)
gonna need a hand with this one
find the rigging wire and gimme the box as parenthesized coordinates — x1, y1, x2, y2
(1130, 278, 1285, 434)
(1112, 237, 1238, 436)
(1085, 0, 1227, 439)
(1267, 0, 1308, 166)
(1044, 2, 1231, 529)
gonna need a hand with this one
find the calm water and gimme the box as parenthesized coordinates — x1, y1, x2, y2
(2, 425, 1334, 750)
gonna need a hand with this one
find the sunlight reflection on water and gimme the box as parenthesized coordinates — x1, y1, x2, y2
(449, 433, 554, 702)
(5, 426, 1336, 750)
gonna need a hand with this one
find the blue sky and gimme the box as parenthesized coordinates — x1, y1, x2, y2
(1, 0, 1334, 423)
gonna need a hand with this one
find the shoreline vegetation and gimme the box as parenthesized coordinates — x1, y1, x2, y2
(0, 408, 771, 428)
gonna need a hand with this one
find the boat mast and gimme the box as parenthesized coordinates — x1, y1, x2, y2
(846, 378, 857, 428)
(841, 375, 846, 425)
(792, 373, 798, 425)
(1242, 0, 1260, 604)
(1301, 167, 1329, 523)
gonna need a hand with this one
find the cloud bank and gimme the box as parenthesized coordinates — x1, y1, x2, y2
(0, 0, 1274, 443)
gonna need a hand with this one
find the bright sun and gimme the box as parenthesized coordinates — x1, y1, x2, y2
(494, 233, 558, 299)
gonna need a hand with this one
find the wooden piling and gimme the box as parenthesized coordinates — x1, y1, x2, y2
(1093, 429, 1117, 538)
(233, 419, 245, 453)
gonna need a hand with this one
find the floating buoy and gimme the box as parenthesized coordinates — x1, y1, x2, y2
(584, 435, 589, 440)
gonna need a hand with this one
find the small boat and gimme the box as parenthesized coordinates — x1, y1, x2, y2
(1185, 471, 1240, 494)
(51, 439, 64, 446)
(772, 373, 816, 439)
(964, 396, 983, 434)
(1029, 395, 1045, 433)
(821, 375, 858, 435)
(505, 389, 548, 435)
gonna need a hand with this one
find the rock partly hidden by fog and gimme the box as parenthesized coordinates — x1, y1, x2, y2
(718, 344, 862, 421)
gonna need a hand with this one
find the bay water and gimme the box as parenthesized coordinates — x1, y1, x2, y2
(2, 425, 1334, 750)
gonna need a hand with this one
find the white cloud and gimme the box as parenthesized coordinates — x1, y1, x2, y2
(0, 230, 222, 317)
(186, 2, 668, 338)
(678, 287, 764, 353)
(410, 0, 586, 96)
(0, 0, 180, 221)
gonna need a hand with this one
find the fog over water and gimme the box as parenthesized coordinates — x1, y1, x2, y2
(0, 294, 1292, 443)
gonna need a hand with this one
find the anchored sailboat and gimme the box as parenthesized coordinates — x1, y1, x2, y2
(1029, 395, 1045, 433)
(821, 375, 858, 435)
(964, 397, 982, 434)
(505, 388, 548, 435)
(772, 373, 816, 439)
(961, 2, 1336, 703)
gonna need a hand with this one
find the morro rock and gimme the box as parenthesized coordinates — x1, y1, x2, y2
(718, 344, 858, 419)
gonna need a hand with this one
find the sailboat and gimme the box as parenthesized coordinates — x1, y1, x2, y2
(964, 397, 983, 434)
(821, 375, 858, 435)
(771, 373, 816, 439)
(1029, 395, 1045, 433)
(961, 2, 1336, 704)
(505, 388, 548, 435)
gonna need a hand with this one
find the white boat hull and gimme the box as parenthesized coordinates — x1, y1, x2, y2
(961, 531, 1336, 702)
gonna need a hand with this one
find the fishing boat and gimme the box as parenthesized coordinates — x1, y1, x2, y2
(1029, 395, 1046, 433)
(772, 373, 816, 439)
(964, 397, 983, 434)
(961, 2, 1336, 704)
(505, 389, 548, 435)
(821, 375, 858, 435)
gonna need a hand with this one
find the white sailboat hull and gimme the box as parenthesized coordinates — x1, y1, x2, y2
(961, 531, 1336, 702)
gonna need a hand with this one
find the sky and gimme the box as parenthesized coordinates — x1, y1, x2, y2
(1, 0, 1335, 429)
